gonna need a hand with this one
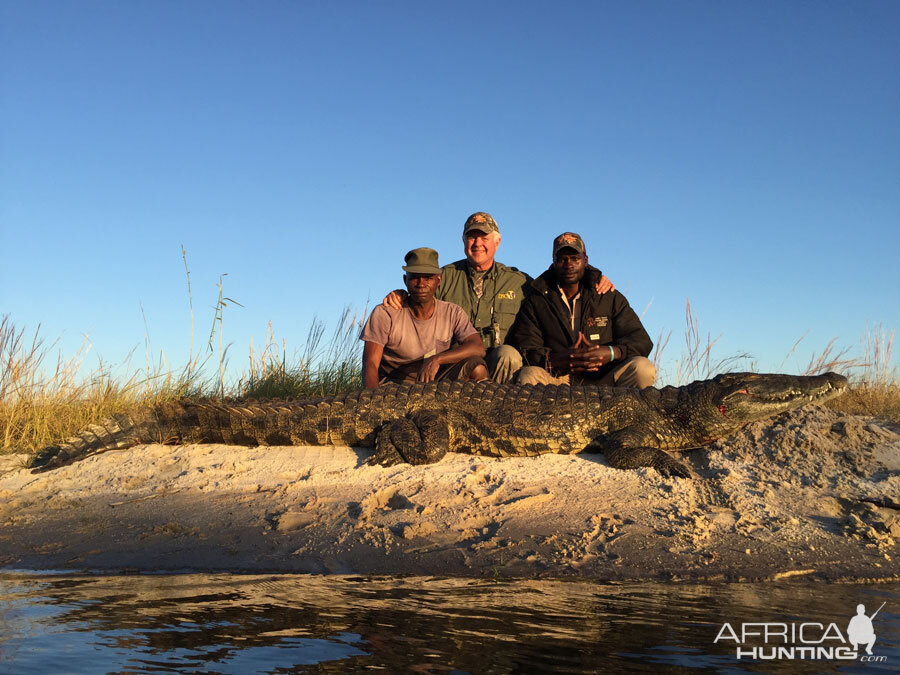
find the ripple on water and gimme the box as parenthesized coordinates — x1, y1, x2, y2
(0, 573, 897, 673)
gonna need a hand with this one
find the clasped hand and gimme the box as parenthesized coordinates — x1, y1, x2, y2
(556, 333, 611, 373)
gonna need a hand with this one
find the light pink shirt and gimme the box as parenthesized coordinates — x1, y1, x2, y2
(361, 300, 478, 374)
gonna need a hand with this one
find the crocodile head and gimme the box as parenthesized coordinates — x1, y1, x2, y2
(676, 371, 849, 442)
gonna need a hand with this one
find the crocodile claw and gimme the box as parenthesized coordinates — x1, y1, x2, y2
(654, 455, 693, 479)
(27, 445, 61, 470)
(364, 450, 404, 467)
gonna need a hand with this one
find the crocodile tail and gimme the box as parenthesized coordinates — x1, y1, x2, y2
(28, 410, 156, 473)
(25, 399, 282, 472)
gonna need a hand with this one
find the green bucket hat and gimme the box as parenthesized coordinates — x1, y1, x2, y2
(402, 247, 442, 275)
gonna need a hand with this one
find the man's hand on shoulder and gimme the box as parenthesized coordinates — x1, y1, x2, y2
(595, 275, 615, 295)
(382, 289, 408, 310)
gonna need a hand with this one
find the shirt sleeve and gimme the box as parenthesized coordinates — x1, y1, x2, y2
(359, 306, 393, 345)
(505, 295, 551, 367)
(449, 304, 478, 343)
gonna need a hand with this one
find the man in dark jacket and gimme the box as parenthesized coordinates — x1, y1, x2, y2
(506, 232, 656, 388)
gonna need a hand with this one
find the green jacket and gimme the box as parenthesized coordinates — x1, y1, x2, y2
(436, 259, 532, 349)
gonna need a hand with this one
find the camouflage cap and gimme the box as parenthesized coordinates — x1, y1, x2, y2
(402, 247, 442, 275)
(552, 232, 587, 257)
(463, 211, 499, 235)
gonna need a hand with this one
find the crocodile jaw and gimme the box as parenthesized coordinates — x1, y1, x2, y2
(715, 371, 848, 426)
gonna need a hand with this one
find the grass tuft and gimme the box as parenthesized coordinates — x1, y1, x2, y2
(0, 303, 367, 455)
(815, 324, 899, 422)
(652, 299, 754, 384)
(0, 314, 207, 452)
(239, 306, 366, 399)
(655, 304, 899, 424)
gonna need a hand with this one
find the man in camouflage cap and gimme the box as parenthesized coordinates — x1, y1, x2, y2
(507, 232, 656, 388)
(361, 247, 488, 388)
(382, 212, 614, 382)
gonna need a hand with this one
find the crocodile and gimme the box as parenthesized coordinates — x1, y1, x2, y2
(27, 372, 847, 477)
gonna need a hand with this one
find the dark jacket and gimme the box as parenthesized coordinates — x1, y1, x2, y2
(506, 265, 653, 380)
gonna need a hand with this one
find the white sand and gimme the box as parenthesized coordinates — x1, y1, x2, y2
(1, 405, 898, 580)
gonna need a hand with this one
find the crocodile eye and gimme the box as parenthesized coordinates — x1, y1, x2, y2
(718, 405, 727, 415)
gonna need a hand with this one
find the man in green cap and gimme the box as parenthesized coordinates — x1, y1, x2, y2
(361, 247, 488, 388)
(382, 212, 614, 382)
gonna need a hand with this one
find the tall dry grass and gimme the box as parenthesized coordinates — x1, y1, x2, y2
(810, 324, 899, 421)
(1, 297, 897, 456)
(0, 314, 208, 452)
(653, 302, 898, 423)
(652, 299, 753, 384)
(0, 304, 366, 454)
(239, 306, 366, 399)
(0, 248, 366, 453)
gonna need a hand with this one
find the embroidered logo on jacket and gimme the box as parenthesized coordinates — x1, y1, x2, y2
(586, 316, 609, 327)
(496, 291, 517, 300)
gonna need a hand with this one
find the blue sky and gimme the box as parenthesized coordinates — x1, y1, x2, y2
(2, 1, 898, 385)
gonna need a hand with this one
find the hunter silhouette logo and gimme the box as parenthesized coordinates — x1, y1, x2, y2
(847, 602, 884, 656)
(714, 601, 888, 662)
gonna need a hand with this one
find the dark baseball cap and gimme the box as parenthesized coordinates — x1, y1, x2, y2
(552, 232, 587, 257)
(463, 212, 499, 235)
(402, 247, 442, 275)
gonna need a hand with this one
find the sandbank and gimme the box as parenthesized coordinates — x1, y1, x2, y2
(1, 406, 897, 581)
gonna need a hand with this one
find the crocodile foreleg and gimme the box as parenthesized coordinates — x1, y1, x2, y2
(366, 411, 450, 467)
(603, 428, 694, 479)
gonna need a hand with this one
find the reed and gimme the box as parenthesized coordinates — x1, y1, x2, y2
(239, 306, 366, 400)
(814, 323, 899, 420)
(0, 315, 208, 452)
(652, 299, 753, 385)
(653, 302, 898, 422)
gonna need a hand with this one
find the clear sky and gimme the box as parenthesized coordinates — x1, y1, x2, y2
(2, 1, 898, 385)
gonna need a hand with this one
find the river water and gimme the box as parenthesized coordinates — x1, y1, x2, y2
(0, 573, 896, 673)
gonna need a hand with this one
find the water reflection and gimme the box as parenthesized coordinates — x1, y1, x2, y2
(0, 574, 896, 673)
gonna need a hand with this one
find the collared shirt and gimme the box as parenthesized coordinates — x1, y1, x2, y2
(469, 268, 488, 299)
(557, 286, 583, 337)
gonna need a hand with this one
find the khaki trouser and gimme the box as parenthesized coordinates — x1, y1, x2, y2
(381, 355, 488, 384)
(486, 345, 523, 384)
(515, 356, 657, 389)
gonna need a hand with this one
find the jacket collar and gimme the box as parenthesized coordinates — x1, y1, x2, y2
(532, 264, 603, 295)
(450, 259, 507, 277)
